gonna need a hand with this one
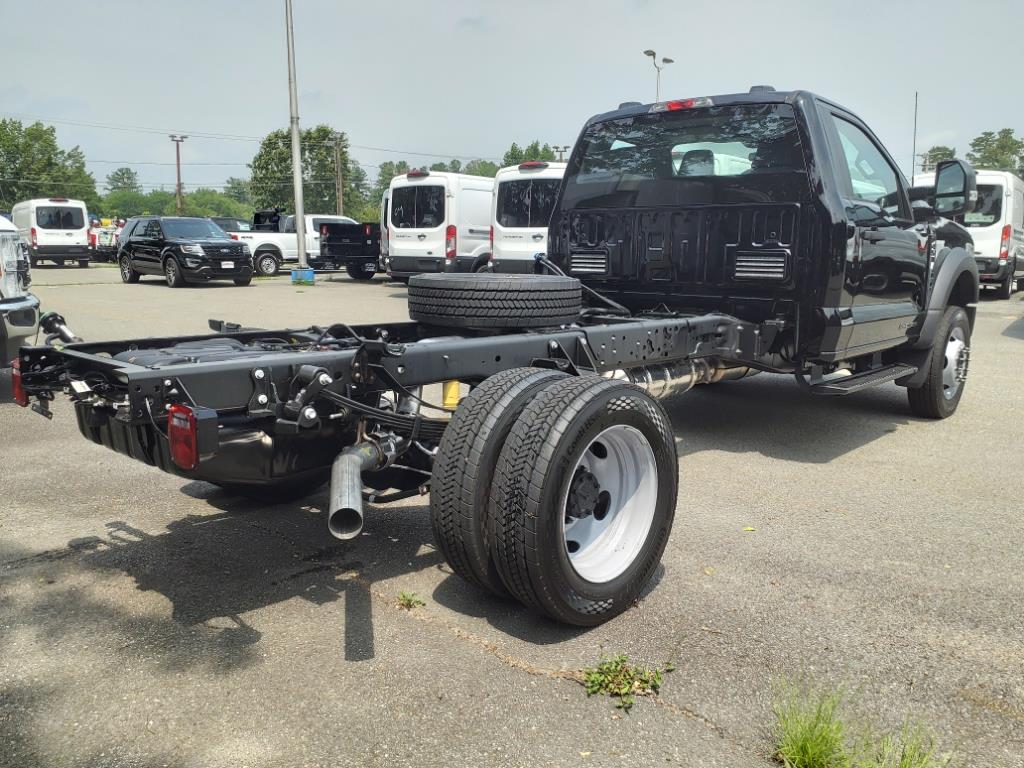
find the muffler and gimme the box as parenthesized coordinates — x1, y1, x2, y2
(327, 442, 384, 540)
(608, 358, 759, 399)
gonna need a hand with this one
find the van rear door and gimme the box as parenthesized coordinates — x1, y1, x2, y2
(493, 165, 563, 269)
(389, 177, 448, 272)
(35, 203, 89, 250)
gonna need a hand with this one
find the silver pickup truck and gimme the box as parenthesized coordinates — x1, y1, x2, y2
(1, 216, 39, 367)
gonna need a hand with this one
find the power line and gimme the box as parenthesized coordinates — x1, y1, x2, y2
(6, 112, 501, 162)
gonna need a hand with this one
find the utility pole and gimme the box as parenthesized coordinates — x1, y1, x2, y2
(911, 91, 919, 177)
(169, 134, 187, 214)
(284, 0, 307, 269)
(333, 134, 344, 216)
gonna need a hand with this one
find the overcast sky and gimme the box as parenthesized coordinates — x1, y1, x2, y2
(2, 0, 1020, 193)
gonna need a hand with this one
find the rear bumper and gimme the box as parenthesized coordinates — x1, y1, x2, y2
(977, 260, 1015, 283)
(1, 293, 41, 364)
(31, 244, 90, 260)
(385, 255, 445, 278)
(72, 402, 339, 486)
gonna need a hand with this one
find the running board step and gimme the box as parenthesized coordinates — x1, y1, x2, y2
(810, 364, 918, 395)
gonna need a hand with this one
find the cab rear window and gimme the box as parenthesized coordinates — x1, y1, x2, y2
(391, 185, 445, 228)
(496, 179, 560, 228)
(36, 206, 85, 229)
(562, 103, 810, 209)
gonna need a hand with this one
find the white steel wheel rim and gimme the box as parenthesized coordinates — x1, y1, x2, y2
(561, 424, 659, 584)
(942, 326, 967, 400)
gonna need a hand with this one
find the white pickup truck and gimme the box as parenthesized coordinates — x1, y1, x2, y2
(222, 211, 356, 276)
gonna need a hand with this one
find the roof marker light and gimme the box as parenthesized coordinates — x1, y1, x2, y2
(518, 161, 549, 170)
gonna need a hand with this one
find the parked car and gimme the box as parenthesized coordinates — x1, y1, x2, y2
(221, 211, 356, 276)
(384, 170, 493, 280)
(117, 216, 253, 288)
(0, 216, 39, 366)
(11, 197, 90, 268)
(314, 222, 381, 279)
(88, 219, 121, 262)
(490, 161, 566, 274)
(15, 87, 980, 627)
(918, 170, 1024, 299)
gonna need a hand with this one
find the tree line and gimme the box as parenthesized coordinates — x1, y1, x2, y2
(921, 129, 1024, 176)
(0, 117, 561, 224)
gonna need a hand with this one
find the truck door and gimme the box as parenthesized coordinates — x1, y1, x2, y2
(823, 111, 925, 351)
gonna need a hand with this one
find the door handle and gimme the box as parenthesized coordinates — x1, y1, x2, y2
(532, 233, 545, 241)
(417, 234, 427, 240)
(862, 230, 885, 243)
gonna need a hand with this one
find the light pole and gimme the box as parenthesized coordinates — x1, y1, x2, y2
(169, 134, 187, 214)
(284, 0, 307, 269)
(554, 145, 571, 162)
(643, 49, 674, 102)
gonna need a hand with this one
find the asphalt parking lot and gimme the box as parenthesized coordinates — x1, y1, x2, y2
(2, 265, 1023, 768)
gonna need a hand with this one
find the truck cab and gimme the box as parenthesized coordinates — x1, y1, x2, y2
(549, 89, 979, 380)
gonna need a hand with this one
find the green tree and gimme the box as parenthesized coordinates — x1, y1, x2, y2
(248, 125, 368, 217)
(920, 145, 955, 172)
(463, 159, 499, 177)
(223, 176, 252, 206)
(501, 142, 524, 167)
(522, 140, 557, 162)
(177, 188, 252, 218)
(0, 119, 99, 210)
(102, 189, 149, 218)
(966, 129, 1024, 174)
(105, 166, 141, 193)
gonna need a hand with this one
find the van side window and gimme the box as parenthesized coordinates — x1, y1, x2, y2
(828, 116, 906, 218)
(142, 220, 163, 239)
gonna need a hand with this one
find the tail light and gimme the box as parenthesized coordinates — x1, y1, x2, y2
(30, 227, 37, 247)
(999, 224, 1011, 261)
(88, 231, 97, 247)
(11, 357, 28, 407)
(168, 404, 199, 470)
(364, 224, 371, 236)
(489, 225, 494, 252)
(321, 224, 329, 237)
(445, 225, 456, 259)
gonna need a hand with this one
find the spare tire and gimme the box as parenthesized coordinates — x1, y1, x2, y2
(408, 273, 582, 329)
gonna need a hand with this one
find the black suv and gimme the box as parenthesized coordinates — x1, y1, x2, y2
(117, 216, 253, 287)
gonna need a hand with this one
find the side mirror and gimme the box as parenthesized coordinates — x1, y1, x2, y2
(933, 159, 977, 217)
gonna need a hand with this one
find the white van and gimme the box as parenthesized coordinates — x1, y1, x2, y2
(490, 161, 566, 274)
(915, 169, 1024, 298)
(11, 197, 91, 268)
(385, 171, 494, 279)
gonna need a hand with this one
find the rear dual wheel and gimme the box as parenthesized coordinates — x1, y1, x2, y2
(430, 372, 678, 625)
(346, 261, 375, 281)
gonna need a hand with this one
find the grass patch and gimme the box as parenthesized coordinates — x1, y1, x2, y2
(773, 684, 849, 768)
(583, 654, 670, 712)
(772, 683, 952, 768)
(395, 590, 425, 610)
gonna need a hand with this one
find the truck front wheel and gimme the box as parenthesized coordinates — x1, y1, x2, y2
(907, 305, 971, 419)
(489, 377, 678, 625)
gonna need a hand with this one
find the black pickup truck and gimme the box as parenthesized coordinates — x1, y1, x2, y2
(312, 221, 381, 279)
(14, 88, 979, 626)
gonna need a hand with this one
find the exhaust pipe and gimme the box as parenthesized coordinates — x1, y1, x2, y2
(327, 442, 384, 540)
(608, 358, 759, 399)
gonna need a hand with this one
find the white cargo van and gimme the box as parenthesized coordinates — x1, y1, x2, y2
(914, 170, 1024, 299)
(385, 171, 494, 280)
(490, 161, 566, 274)
(11, 197, 91, 268)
